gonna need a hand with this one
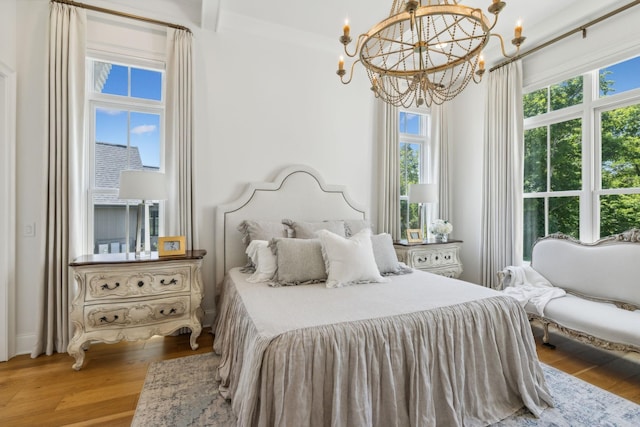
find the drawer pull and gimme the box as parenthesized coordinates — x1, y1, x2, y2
(99, 315, 119, 323)
(417, 256, 427, 263)
(101, 282, 120, 291)
(160, 308, 177, 316)
(160, 278, 178, 286)
(137, 281, 144, 287)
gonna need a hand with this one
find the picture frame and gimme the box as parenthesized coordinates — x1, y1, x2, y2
(406, 229, 423, 243)
(158, 236, 186, 257)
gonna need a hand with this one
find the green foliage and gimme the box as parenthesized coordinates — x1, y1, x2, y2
(522, 71, 640, 249)
(400, 143, 421, 236)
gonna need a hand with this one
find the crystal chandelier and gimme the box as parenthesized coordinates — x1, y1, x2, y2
(336, 0, 526, 108)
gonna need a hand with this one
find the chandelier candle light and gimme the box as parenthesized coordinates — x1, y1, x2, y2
(337, 0, 526, 107)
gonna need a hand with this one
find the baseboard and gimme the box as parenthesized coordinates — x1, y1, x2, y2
(15, 332, 36, 357)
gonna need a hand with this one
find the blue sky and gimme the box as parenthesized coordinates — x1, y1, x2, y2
(600, 55, 640, 96)
(96, 64, 162, 168)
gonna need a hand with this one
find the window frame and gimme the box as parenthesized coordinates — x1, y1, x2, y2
(398, 108, 432, 235)
(523, 57, 640, 249)
(85, 51, 166, 255)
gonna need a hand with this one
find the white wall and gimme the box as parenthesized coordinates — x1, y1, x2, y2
(449, 6, 640, 285)
(11, 0, 375, 354)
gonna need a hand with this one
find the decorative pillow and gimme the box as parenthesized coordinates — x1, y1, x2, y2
(268, 238, 327, 286)
(237, 220, 288, 245)
(281, 219, 346, 239)
(344, 219, 374, 237)
(316, 229, 388, 288)
(244, 240, 277, 283)
(371, 233, 413, 276)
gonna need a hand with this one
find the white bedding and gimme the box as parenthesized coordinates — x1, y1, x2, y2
(214, 268, 552, 426)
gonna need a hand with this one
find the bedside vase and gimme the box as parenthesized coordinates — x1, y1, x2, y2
(435, 233, 448, 242)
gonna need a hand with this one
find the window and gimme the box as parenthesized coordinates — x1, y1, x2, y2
(87, 56, 165, 254)
(522, 55, 640, 260)
(399, 110, 431, 237)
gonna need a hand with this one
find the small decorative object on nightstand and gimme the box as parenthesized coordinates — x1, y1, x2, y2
(394, 239, 463, 278)
(67, 250, 206, 370)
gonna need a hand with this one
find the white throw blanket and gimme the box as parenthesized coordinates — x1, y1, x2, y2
(502, 265, 566, 316)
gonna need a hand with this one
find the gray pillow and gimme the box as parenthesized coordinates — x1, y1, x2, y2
(238, 220, 288, 245)
(344, 219, 374, 237)
(371, 233, 413, 276)
(281, 219, 346, 239)
(268, 238, 327, 286)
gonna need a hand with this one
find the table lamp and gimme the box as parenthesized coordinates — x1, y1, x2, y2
(408, 183, 438, 239)
(118, 170, 168, 258)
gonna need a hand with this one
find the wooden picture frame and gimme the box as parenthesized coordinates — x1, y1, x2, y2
(158, 236, 186, 257)
(406, 229, 423, 243)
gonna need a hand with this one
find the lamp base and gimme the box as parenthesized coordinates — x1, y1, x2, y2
(133, 201, 152, 258)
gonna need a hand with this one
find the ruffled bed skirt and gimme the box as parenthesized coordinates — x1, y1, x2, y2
(214, 276, 552, 427)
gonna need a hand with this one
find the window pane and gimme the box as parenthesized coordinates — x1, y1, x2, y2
(523, 88, 547, 119)
(601, 104, 640, 189)
(550, 118, 582, 191)
(95, 108, 129, 187)
(399, 112, 421, 135)
(599, 56, 640, 97)
(400, 142, 421, 196)
(524, 126, 547, 193)
(523, 198, 544, 261)
(548, 196, 579, 237)
(93, 197, 160, 254)
(131, 67, 162, 101)
(94, 62, 128, 96)
(600, 194, 640, 237)
(130, 112, 161, 169)
(550, 76, 583, 111)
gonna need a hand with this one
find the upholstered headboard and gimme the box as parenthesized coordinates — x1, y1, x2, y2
(214, 165, 367, 285)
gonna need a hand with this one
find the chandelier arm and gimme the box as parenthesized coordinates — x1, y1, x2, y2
(342, 34, 369, 58)
(338, 59, 362, 85)
(365, 44, 415, 62)
(490, 33, 521, 59)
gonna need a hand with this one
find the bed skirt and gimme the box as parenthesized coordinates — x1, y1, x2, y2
(214, 276, 552, 427)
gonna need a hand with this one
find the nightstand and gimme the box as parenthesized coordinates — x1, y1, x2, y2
(394, 240, 463, 278)
(67, 250, 206, 370)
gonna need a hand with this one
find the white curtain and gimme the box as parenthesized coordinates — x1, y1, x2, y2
(376, 101, 401, 240)
(165, 28, 198, 250)
(480, 61, 524, 288)
(431, 103, 450, 221)
(32, 3, 86, 357)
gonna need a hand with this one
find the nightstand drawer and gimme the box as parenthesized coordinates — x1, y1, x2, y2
(85, 266, 191, 301)
(84, 295, 190, 331)
(394, 241, 463, 278)
(410, 247, 458, 269)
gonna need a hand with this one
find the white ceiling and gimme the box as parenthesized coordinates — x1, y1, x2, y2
(99, 0, 628, 65)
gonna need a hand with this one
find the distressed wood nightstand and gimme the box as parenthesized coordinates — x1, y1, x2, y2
(67, 250, 206, 370)
(394, 240, 463, 278)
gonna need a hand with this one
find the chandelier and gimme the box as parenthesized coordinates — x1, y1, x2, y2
(336, 0, 526, 108)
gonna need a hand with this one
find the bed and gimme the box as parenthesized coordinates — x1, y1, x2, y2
(213, 165, 552, 426)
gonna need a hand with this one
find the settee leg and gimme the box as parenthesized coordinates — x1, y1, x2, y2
(541, 322, 556, 349)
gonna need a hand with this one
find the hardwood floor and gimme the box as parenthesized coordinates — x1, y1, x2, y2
(1, 323, 639, 426)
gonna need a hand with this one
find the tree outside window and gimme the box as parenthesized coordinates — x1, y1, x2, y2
(522, 55, 640, 260)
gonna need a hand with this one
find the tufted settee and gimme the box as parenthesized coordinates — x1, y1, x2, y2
(498, 229, 640, 353)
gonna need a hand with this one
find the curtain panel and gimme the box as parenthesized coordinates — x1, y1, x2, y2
(165, 28, 198, 250)
(32, 3, 86, 357)
(480, 61, 524, 288)
(432, 103, 450, 222)
(376, 101, 401, 241)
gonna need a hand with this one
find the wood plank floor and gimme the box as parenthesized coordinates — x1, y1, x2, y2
(1, 323, 639, 426)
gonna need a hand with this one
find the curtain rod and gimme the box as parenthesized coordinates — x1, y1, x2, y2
(51, 0, 191, 33)
(490, 0, 640, 73)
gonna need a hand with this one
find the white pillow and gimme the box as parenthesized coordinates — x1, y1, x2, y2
(244, 240, 277, 283)
(316, 229, 388, 288)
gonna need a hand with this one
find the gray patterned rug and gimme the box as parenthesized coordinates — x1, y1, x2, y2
(132, 353, 640, 426)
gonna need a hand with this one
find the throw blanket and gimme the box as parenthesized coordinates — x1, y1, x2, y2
(502, 265, 566, 316)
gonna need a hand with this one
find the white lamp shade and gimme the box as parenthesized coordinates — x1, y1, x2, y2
(408, 183, 437, 204)
(118, 170, 168, 201)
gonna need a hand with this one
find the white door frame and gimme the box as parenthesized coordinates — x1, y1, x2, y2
(0, 61, 17, 362)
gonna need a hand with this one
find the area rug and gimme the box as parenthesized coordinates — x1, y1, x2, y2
(132, 353, 640, 426)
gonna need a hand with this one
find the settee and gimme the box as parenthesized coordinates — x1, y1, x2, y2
(498, 229, 640, 353)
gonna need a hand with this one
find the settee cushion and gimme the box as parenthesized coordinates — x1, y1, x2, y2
(538, 294, 640, 348)
(532, 238, 640, 308)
